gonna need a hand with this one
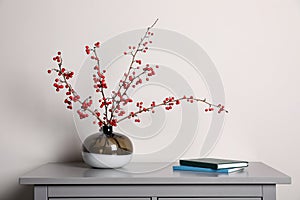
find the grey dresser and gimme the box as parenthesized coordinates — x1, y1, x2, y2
(19, 162, 291, 200)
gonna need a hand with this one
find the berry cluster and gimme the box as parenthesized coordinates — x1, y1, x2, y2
(76, 97, 94, 119)
(217, 104, 225, 113)
(48, 52, 77, 110)
(81, 98, 93, 110)
(77, 110, 89, 119)
(205, 107, 214, 112)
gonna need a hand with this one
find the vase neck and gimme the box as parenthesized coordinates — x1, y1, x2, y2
(102, 125, 113, 135)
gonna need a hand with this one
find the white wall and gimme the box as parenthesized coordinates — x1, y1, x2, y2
(0, 0, 299, 199)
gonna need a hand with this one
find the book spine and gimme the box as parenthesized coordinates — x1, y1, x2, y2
(179, 160, 219, 170)
(173, 166, 229, 173)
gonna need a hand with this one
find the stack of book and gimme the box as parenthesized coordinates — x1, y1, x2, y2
(173, 158, 248, 174)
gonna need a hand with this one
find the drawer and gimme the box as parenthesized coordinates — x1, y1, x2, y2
(159, 199, 260, 200)
(49, 198, 259, 200)
(49, 198, 151, 200)
(48, 185, 262, 197)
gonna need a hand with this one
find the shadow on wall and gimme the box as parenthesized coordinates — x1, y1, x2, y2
(2, 74, 83, 200)
(4, 185, 33, 200)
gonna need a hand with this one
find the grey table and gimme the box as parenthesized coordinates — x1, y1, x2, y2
(19, 162, 291, 200)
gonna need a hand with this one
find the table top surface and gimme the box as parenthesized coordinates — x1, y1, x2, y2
(19, 162, 291, 185)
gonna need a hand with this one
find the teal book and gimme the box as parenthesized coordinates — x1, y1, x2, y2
(179, 158, 248, 170)
(173, 165, 244, 173)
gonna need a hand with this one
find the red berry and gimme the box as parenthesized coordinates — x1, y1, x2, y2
(57, 51, 61, 55)
(47, 69, 51, 74)
(94, 42, 100, 48)
(205, 108, 209, 112)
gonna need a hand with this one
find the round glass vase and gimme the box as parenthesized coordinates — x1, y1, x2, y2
(82, 126, 133, 168)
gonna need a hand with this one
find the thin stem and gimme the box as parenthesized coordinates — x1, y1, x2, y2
(117, 97, 228, 123)
(110, 18, 159, 121)
(92, 47, 109, 125)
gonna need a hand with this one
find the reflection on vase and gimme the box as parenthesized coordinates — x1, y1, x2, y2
(82, 126, 133, 168)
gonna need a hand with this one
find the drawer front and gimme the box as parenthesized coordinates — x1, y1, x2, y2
(49, 198, 151, 200)
(48, 185, 262, 197)
(159, 199, 260, 200)
(49, 198, 259, 200)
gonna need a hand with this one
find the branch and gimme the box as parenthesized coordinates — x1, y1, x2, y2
(110, 18, 159, 121)
(117, 96, 228, 123)
(53, 55, 105, 125)
(91, 46, 109, 125)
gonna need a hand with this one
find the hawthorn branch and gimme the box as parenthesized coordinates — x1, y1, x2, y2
(57, 59, 105, 124)
(91, 47, 109, 125)
(117, 96, 228, 123)
(110, 18, 159, 121)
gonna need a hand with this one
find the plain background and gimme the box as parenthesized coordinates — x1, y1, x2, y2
(0, 0, 299, 199)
